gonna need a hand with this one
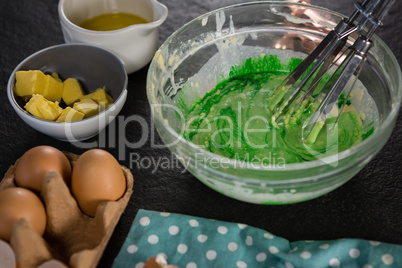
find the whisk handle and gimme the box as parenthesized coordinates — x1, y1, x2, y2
(365, 0, 396, 38)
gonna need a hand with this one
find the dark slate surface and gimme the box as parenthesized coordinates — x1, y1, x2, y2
(0, 0, 401, 267)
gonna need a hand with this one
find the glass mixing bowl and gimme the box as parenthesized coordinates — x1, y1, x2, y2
(146, 2, 402, 204)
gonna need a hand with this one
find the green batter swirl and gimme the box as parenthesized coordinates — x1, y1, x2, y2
(183, 55, 363, 163)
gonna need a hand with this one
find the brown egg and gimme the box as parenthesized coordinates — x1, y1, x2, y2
(71, 149, 126, 217)
(0, 187, 47, 241)
(15, 145, 71, 192)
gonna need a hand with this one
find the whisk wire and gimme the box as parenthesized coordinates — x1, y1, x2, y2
(269, 0, 395, 143)
(285, 45, 351, 126)
(268, 23, 350, 122)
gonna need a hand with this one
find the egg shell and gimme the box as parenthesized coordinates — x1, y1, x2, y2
(144, 257, 164, 268)
(71, 149, 126, 217)
(0, 187, 47, 241)
(0, 239, 16, 268)
(144, 254, 179, 268)
(37, 260, 68, 268)
(14, 145, 71, 192)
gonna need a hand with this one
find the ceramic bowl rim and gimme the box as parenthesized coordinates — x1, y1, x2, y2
(57, 0, 168, 35)
(7, 43, 128, 128)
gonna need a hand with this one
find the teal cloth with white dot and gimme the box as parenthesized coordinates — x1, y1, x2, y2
(112, 209, 401, 268)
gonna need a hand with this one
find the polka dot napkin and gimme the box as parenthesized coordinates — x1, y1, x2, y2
(112, 210, 401, 268)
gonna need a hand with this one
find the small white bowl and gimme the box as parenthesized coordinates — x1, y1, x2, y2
(7, 43, 127, 142)
(58, 0, 168, 74)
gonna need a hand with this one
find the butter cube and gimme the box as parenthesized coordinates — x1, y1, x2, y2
(63, 78, 84, 106)
(83, 88, 113, 108)
(73, 98, 99, 118)
(42, 75, 64, 103)
(15, 70, 46, 100)
(56, 107, 85, 122)
(24, 94, 63, 121)
(51, 72, 62, 82)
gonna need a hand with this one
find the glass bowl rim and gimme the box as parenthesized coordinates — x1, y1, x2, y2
(147, 1, 402, 176)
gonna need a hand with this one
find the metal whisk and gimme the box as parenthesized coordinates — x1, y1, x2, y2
(268, 0, 395, 143)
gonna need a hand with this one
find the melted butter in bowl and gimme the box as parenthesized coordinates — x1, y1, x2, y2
(79, 12, 148, 31)
(58, 0, 168, 73)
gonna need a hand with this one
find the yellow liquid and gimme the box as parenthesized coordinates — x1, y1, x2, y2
(79, 12, 148, 31)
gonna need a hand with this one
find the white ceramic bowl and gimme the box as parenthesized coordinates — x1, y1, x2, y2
(7, 44, 127, 142)
(58, 0, 168, 74)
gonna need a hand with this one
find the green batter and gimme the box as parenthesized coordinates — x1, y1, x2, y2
(183, 55, 364, 163)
